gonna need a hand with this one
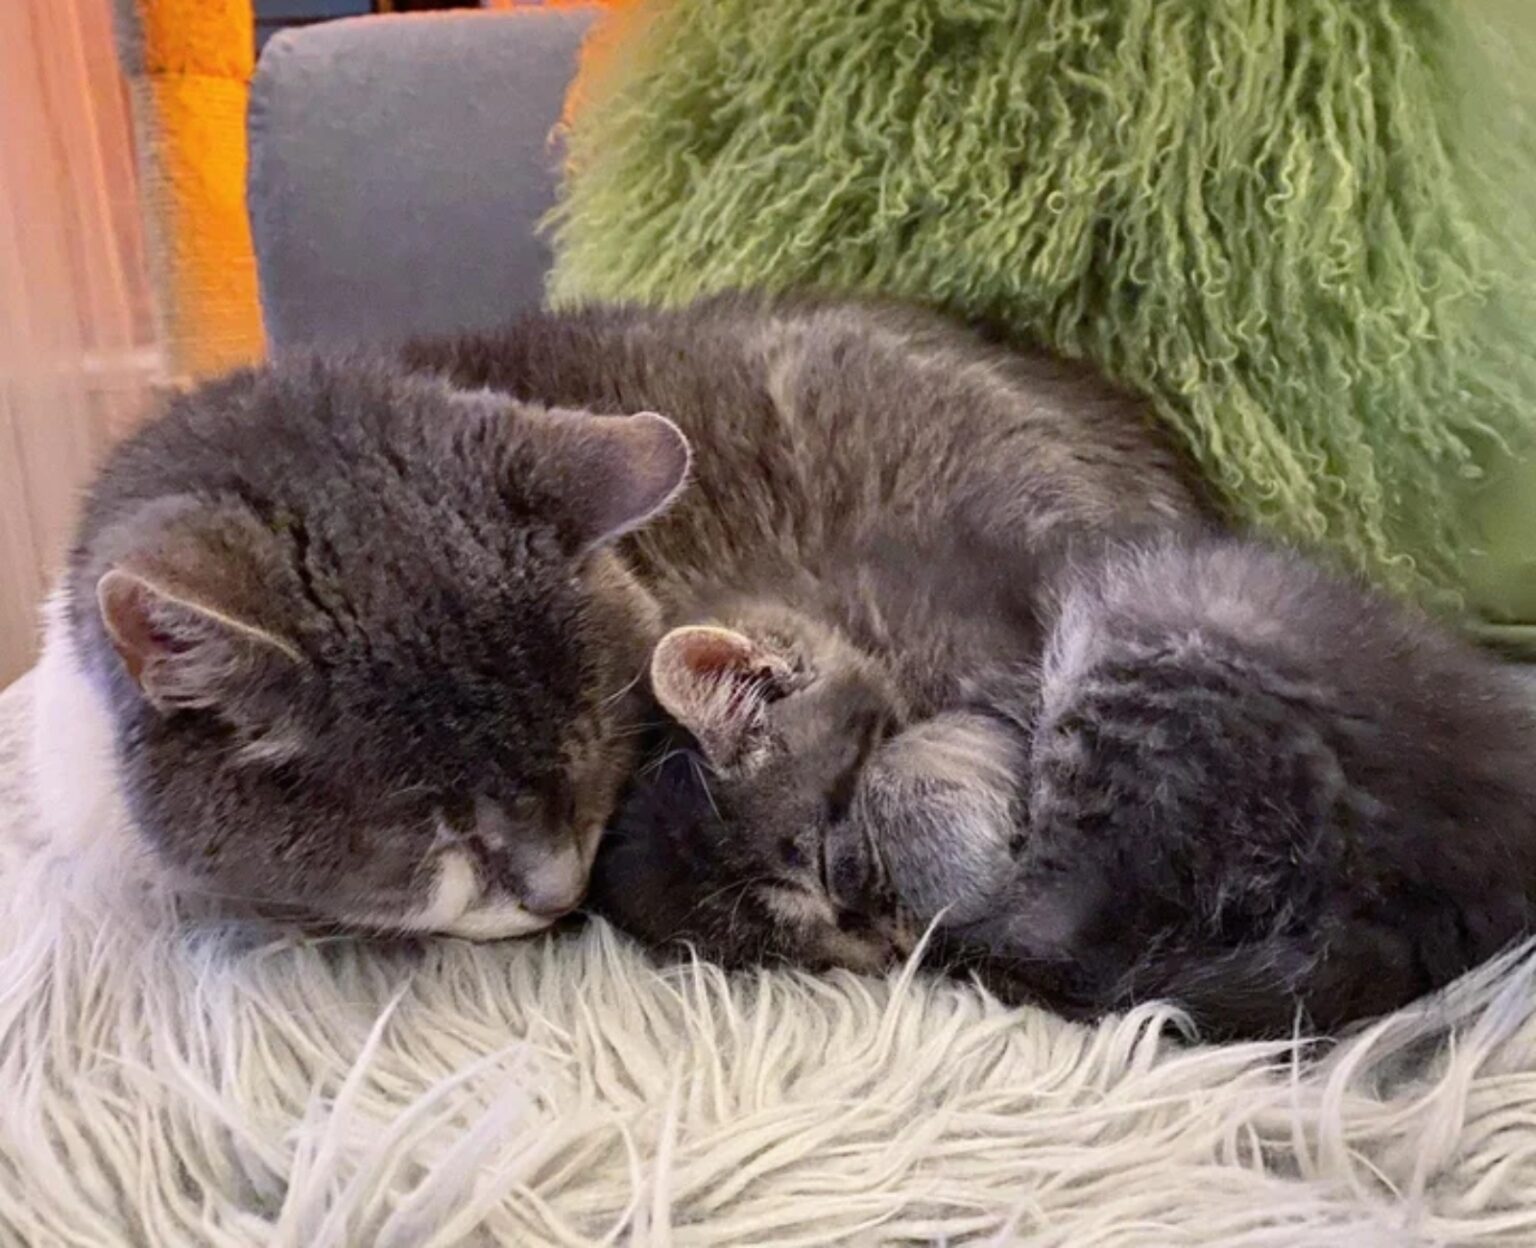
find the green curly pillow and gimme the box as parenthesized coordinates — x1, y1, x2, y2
(549, 0, 1536, 634)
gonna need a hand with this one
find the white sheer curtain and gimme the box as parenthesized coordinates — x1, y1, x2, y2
(0, 0, 160, 685)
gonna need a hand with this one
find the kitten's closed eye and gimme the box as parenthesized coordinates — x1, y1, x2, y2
(779, 836, 810, 872)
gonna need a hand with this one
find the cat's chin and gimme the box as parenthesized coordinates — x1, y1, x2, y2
(344, 847, 579, 942)
(432, 906, 560, 941)
(343, 904, 558, 942)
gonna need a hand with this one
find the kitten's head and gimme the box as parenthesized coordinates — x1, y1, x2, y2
(590, 601, 915, 971)
(78, 359, 691, 938)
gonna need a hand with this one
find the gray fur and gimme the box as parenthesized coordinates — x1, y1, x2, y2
(72, 293, 1198, 930)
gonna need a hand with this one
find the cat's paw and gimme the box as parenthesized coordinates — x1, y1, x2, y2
(854, 711, 1026, 925)
(822, 817, 891, 916)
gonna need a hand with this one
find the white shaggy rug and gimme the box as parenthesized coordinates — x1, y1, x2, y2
(5, 673, 1536, 1246)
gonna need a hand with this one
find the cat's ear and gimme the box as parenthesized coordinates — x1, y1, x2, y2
(651, 625, 792, 770)
(97, 569, 303, 713)
(531, 409, 691, 554)
(93, 499, 304, 714)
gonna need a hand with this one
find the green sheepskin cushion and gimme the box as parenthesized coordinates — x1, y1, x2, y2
(549, 0, 1536, 647)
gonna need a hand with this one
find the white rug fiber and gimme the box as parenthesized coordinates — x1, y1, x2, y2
(5, 674, 1536, 1247)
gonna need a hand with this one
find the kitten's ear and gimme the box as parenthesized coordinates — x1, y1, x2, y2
(532, 409, 691, 553)
(97, 569, 303, 713)
(651, 625, 791, 770)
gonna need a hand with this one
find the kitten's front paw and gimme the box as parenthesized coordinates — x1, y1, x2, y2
(855, 711, 1026, 925)
(822, 818, 891, 918)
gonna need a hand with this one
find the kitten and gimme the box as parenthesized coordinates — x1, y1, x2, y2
(36, 293, 1201, 933)
(590, 531, 1536, 1038)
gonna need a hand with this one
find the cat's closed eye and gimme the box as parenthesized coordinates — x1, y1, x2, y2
(778, 836, 810, 872)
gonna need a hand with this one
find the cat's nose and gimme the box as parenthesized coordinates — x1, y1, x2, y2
(519, 880, 584, 918)
(468, 795, 589, 916)
(517, 847, 588, 918)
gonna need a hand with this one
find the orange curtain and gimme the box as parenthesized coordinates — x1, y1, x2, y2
(118, 0, 263, 378)
(480, 0, 646, 130)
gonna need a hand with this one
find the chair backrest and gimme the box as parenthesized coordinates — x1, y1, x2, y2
(248, 8, 595, 351)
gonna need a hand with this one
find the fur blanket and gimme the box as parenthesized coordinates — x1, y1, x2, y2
(4, 670, 1536, 1246)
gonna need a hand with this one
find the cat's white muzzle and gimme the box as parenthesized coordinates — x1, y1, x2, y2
(397, 818, 600, 941)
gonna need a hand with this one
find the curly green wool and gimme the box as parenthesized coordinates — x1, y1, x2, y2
(549, 0, 1536, 604)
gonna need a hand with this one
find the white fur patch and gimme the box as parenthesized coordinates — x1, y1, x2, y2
(412, 848, 483, 930)
(29, 589, 139, 866)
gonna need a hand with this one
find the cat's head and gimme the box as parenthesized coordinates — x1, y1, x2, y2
(79, 358, 691, 938)
(590, 601, 916, 971)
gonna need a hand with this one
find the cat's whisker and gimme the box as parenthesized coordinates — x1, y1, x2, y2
(600, 667, 648, 709)
(680, 875, 775, 929)
(641, 743, 706, 777)
(609, 720, 674, 742)
(639, 748, 680, 777)
(685, 754, 723, 823)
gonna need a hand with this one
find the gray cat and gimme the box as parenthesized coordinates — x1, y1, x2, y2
(36, 294, 1199, 934)
(590, 528, 1536, 1038)
(37, 361, 690, 936)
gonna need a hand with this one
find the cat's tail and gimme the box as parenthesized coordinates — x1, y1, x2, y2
(1108, 939, 1327, 1040)
(945, 908, 1329, 1041)
(1119, 908, 1504, 1041)
(955, 900, 1405, 1040)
